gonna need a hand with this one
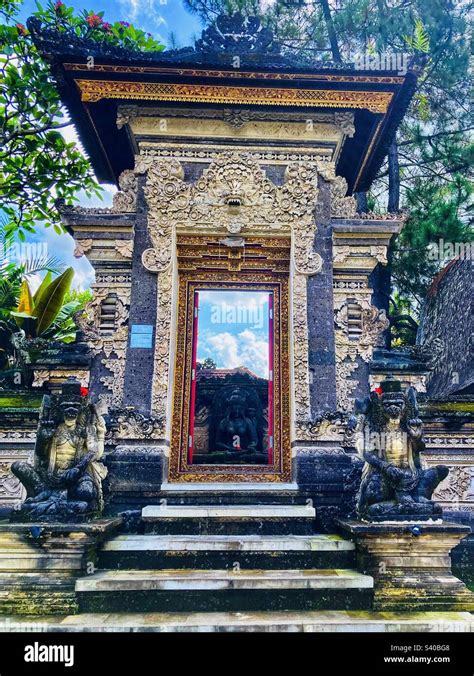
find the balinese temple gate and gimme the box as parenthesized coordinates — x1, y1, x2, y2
(42, 17, 408, 517)
(0, 14, 472, 625)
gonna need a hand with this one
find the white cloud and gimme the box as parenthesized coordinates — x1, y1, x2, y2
(204, 329, 269, 379)
(118, 0, 167, 30)
(27, 226, 95, 291)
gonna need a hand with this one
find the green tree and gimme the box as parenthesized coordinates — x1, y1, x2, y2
(184, 0, 473, 342)
(0, 0, 164, 240)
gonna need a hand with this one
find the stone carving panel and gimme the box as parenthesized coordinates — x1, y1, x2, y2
(77, 284, 131, 409)
(331, 176, 357, 218)
(142, 151, 324, 435)
(334, 291, 389, 412)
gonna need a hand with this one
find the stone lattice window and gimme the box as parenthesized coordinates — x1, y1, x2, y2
(99, 294, 118, 334)
(347, 301, 363, 341)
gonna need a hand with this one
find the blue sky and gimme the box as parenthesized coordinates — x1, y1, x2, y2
(14, 1, 203, 290)
(196, 290, 271, 379)
(18, 0, 203, 47)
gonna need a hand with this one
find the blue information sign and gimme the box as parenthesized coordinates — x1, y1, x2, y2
(130, 324, 154, 348)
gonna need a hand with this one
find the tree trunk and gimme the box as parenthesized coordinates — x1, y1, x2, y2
(387, 139, 400, 213)
(319, 0, 342, 62)
(355, 191, 368, 213)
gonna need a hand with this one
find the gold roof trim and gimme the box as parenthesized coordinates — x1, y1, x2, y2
(75, 79, 393, 113)
(65, 62, 404, 85)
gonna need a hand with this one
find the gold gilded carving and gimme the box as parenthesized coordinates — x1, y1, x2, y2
(169, 272, 291, 483)
(142, 153, 324, 447)
(76, 79, 392, 113)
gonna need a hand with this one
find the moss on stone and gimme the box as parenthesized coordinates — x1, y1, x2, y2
(0, 394, 42, 410)
(0, 590, 78, 615)
(426, 402, 474, 413)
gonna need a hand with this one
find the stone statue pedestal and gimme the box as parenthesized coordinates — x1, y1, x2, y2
(0, 518, 121, 615)
(338, 519, 474, 612)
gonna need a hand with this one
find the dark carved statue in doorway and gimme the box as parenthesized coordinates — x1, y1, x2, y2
(215, 388, 258, 453)
(353, 379, 449, 521)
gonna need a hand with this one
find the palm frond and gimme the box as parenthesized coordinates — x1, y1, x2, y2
(21, 254, 64, 277)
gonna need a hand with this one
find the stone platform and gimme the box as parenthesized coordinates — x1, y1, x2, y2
(338, 519, 474, 612)
(75, 568, 373, 613)
(98, 533, 356, 570)
(0, 518, 122, 615)
(75, 505, 374, 613)
(142, 503, 316, 535)
(1, 611, 473, 633)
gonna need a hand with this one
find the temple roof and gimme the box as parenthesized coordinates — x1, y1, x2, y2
(28, 13, 422, 191)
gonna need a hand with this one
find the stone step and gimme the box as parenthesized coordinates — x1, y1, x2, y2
(9, 611, 473, 633)
(141, 504, 316, 535)
(98, 534, 355, 570)
(76, 568, 373, 613)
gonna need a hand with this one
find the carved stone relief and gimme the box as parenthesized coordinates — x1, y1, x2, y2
(330, 176, 357, 218)
(334, 291, 389, 412)
(68, 169, 137, 216)
(141, 152, 324, 435)
(432, 464, 472, 504)
(32, 369, 90, 388)
(77, 284, 131, 409)
(0, 462, 24, 501)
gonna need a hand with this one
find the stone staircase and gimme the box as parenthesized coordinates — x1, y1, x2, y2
(4, 503, 473, 631)
(75, 504, 375, 615)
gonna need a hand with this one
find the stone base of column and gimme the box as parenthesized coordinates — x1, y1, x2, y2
(0, 518, 121, 615)
(338, 520, 474, 612)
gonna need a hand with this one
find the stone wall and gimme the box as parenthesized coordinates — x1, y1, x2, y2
(418, 259, 473, 397)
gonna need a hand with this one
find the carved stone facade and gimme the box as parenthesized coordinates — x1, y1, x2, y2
(76, 264, 131, 410)
(141, 152, 324, 448)
(48, 107, 411, 491)
(333, 287, 389, 412)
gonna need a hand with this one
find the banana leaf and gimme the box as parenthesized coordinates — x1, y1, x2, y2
(33, 267, 74, 336)
(33, 271, 53, 306)
(14, 280, 35, 329)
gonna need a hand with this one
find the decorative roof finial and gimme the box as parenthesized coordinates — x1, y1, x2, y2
(195, 13, 280, 56)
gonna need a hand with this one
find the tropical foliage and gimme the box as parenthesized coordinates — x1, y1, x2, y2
(184, 0, 473, 343)
(0, 0, 164, 240)
(0, 216, 87, 375)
